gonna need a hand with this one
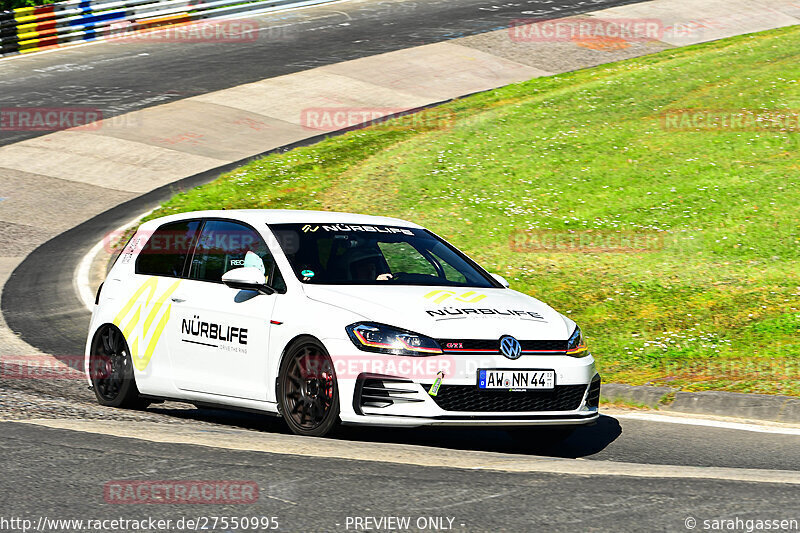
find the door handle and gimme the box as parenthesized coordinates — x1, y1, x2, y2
(171, 298, 186, 303)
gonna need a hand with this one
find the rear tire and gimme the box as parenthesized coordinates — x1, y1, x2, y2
(277, 338, 340, 437)
(89, 326, 150, 409)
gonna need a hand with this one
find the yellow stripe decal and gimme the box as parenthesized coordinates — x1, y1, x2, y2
(143, 280, 180, 336)
(137, 304, 172, 371)
(113, 277, 181, 371)
(121, 307, 140, 339)
(113, 277, 158, 326)
(456, 291, 487, 304)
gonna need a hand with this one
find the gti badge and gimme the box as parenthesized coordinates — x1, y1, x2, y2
(499, 335, 522, 360)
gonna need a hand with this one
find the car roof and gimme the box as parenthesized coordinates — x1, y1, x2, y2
(140, 209, 424, 229)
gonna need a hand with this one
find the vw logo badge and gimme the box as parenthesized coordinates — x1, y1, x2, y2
(499, 335, 522, 360)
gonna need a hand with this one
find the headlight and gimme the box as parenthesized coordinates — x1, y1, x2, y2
(346, 322, 443, 356)
(566, 325, 589, 357)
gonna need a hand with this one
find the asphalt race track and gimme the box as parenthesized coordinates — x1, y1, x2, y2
(1, 418, 798, 532)
(0, 0, 799, 530)
(1, 160, 261, 358)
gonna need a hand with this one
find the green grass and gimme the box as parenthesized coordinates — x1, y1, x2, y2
(147, 26, 800, 395)
(599, 397, 656, 410)
(2, 0, 55, 11)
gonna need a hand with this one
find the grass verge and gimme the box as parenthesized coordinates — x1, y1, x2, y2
(146, 26, 800, 395)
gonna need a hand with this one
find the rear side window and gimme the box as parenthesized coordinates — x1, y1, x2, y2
(136, 220, 201, 277)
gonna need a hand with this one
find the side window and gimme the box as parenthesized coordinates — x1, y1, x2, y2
(189, 220, 285, 290)
(136, 220, 201, 277)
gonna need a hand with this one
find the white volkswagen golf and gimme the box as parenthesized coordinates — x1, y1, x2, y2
(86, 210, 600, 437)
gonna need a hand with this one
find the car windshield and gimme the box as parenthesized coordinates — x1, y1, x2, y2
(269, 223, 498, 287)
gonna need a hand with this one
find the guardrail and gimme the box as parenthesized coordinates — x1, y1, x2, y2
(0, 0, 331, 57)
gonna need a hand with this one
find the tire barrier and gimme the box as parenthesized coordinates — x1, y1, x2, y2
(0, 0, 334, 57)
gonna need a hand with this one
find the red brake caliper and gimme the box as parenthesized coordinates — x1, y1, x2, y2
(322, 371, 333, 400)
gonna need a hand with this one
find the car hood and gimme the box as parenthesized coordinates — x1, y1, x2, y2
(302, 284, 571, 340)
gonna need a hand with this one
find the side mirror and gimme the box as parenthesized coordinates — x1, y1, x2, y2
(222, 267, 274, 294)
(490, 273, 510, 288)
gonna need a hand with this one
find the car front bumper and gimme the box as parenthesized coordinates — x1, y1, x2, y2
(324, 338, 600, 427)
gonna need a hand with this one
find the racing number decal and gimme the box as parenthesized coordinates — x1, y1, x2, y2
(113, 277, 181, 371)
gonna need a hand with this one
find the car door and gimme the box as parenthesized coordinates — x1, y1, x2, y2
(168, 219, 283, 400)
(120, 219, 201, 379)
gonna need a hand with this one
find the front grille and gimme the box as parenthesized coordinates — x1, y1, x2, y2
(359, 378, 394, 409)
(437, 339, 568, 354)
(428, 384, 587, 412)
(438, 339, 498, 351)
(521, 340, 568, 352)
(354, 374, 424, 414)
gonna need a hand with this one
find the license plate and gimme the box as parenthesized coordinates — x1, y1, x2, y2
(478, 369, 555, 390)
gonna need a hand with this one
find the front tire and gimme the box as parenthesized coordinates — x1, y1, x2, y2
(277, 338, 340, 437)
(89, 326, 150, 409)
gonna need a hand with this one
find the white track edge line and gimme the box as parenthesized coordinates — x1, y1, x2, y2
(613, 412, 800, 436)
(11, 418, 800, 485)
